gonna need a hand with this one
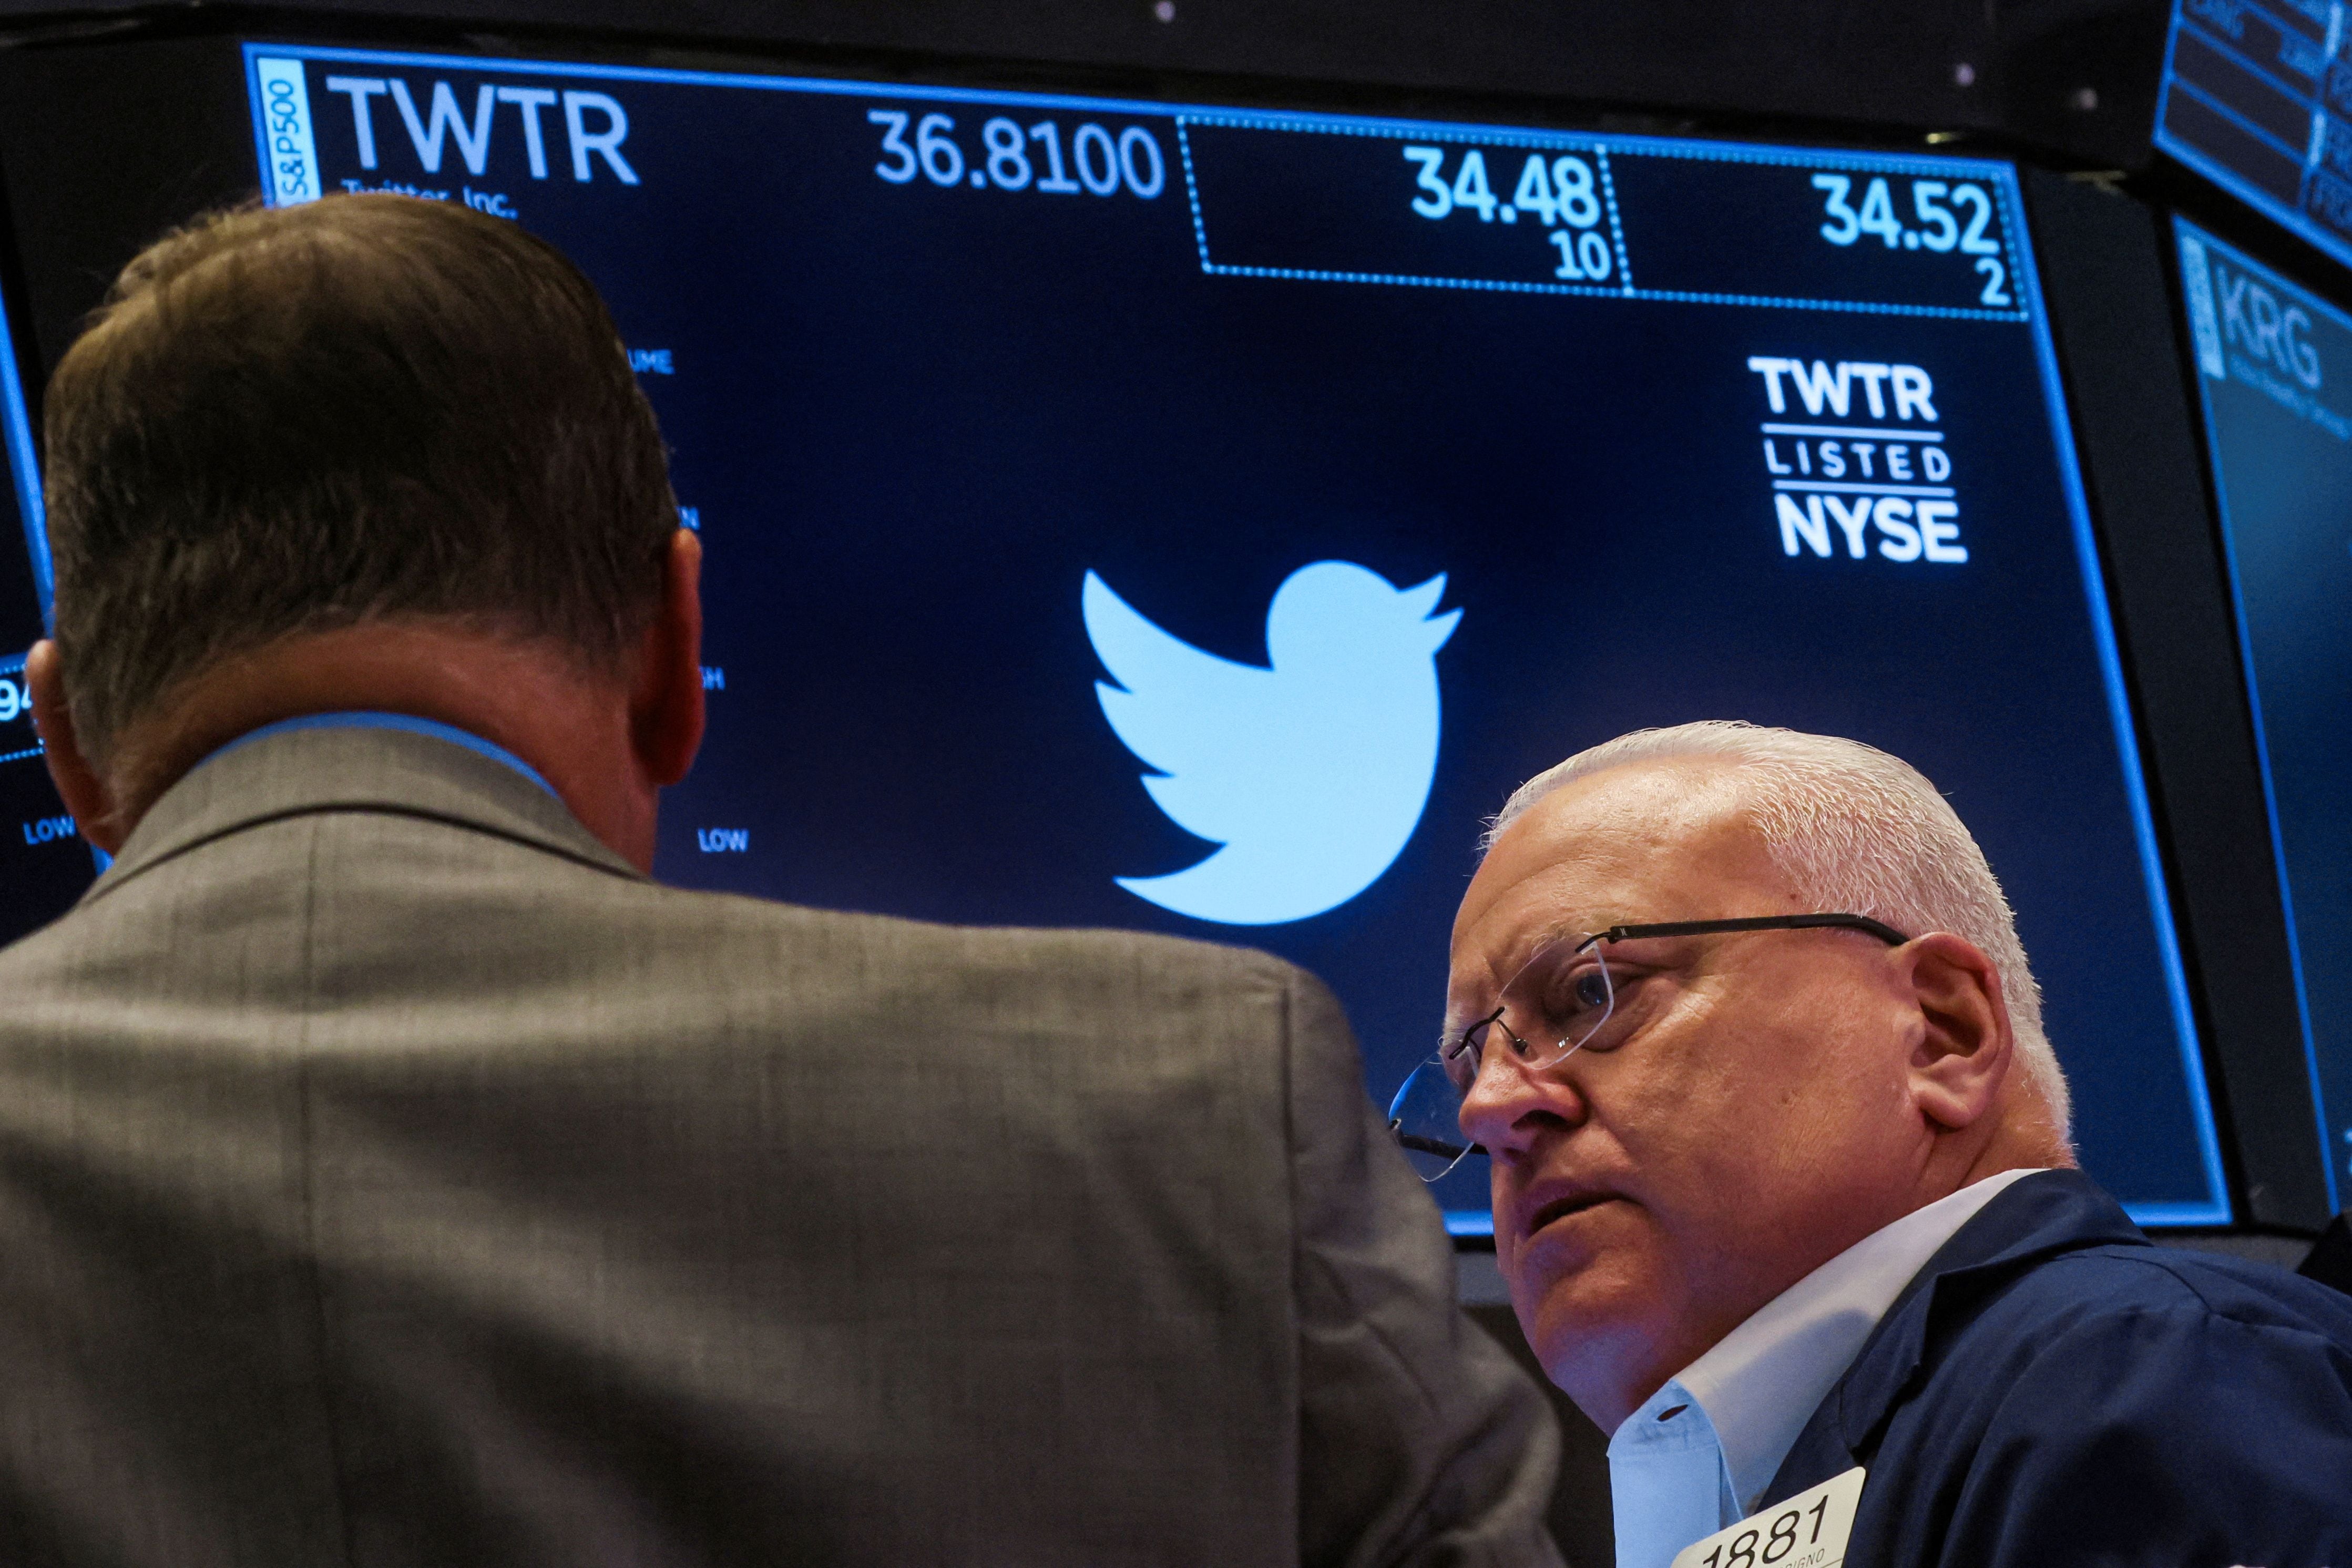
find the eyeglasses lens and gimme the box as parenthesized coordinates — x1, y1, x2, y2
(1386, 938, 1616, 1182)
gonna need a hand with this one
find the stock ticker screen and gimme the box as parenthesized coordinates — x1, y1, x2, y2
(243, 43, 2230, 1226)
(2177, 219, 2352, 1212)
(2157, 0, 2352, 274)
(0, 282, 91, 946)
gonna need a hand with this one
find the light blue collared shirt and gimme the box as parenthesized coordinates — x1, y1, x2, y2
(1607, 1168, 2046, 1568)
(199, 710, 559, 798)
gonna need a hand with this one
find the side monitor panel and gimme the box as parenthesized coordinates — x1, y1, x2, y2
(2176, 214, 2352, 1220)
(0, 210, 93, 942)
(0, 38, 257, 942)
(2026, 170, 2330, 1229)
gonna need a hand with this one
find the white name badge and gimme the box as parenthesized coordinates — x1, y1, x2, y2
(1670, 1466, 1866, 1568)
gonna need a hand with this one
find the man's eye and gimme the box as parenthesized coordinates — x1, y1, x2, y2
(1525, 965, 1610, 1031)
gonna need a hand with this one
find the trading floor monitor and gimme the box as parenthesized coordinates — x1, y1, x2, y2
(2157, 0, 2352, 275)
(225, 43, 2241, 1227)
(2176, 217, 2352, 1212)
(0, 280, 91, 944)
(0, 38, 2234, 1231)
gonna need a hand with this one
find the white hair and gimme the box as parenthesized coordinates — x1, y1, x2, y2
(1488, 721, 2070, 1141)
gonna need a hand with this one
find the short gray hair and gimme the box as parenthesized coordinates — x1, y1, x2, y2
(1489, 721, 2070, 1140)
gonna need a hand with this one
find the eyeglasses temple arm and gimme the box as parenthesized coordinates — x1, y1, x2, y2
(1387, 1122, 1483, 1162)
(1595, 913, 1910, 946)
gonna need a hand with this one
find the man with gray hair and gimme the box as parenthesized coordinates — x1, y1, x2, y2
(0, 194, 1565, 1567)
(1394, 721, 2352, 1568)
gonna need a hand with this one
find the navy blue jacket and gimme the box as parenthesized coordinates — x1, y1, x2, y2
(1764, 1170, 2352, 1565)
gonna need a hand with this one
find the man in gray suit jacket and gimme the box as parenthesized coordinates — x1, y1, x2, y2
(1, 194, 1561, 1566)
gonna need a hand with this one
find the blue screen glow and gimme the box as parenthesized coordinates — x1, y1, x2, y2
(241, 42, 2230, 1226)
(2157, 0, 2352, 273)
(0, 276, 95, 939)
(2177, 218, 2352, 1212)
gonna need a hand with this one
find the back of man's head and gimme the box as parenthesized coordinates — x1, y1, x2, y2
(43, 194, 676, 781)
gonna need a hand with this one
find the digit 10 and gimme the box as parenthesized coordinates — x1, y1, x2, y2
(1551, 229, 1612, 282)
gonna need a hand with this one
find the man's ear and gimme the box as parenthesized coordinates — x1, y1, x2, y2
(26, 640, 126, 855)
(1900, 931, 2012, 1133)
(628, 528, 705, 788)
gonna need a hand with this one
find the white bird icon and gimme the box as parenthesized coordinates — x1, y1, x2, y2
(1083, 560, 1462, 926)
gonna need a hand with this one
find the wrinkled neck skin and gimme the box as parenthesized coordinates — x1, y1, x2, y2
(148, 628, 659, 848)
(30, 532, 706, 872)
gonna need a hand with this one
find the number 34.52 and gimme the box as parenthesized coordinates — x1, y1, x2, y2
(1810, 171, 2010, 306)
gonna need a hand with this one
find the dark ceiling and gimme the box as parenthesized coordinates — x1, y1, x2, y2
(0, 0, 2175, 167)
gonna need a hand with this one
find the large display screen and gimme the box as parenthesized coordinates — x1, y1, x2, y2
(2176, 218, 2351, 1212)
(2156, 0, 2352, 274)
(239, 42, 2228, 1226)
(0, 283, 95, 944)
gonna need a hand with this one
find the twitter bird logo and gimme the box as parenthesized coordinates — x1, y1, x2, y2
(1083, 560, 1461, 926)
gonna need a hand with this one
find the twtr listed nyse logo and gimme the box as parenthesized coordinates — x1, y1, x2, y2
(1083, 562, 1459, 927)
(1746, 356, 1966, 565)
(321, 74, 638, 185)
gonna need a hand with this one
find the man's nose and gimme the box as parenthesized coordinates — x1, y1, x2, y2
(1456, 1043, 1588, 1161)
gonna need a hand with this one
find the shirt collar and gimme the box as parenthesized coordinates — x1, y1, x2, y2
(1608, 1381, 1737, 1568)
(1672, 1166, 2046, 1515)
(196, 711, 559, 800)
(1604, 1168, 2051, 1568)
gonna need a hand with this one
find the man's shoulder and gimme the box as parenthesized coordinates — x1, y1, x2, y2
(1874, 1227, 2352, 1471)
(1954, 1237, 2352, 1359)
(1, 792, 1327, 1052)
(1889, 1172, 2352, 1368)
(1819, 1207, 2352, 1564)
(637, 883, 1359, 1087)
(1790, 1176, 2352, 1489)
(629, 874, 1316, 1016)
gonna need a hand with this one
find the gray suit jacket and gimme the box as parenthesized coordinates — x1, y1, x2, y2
(0, 726, 1562, 1567)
